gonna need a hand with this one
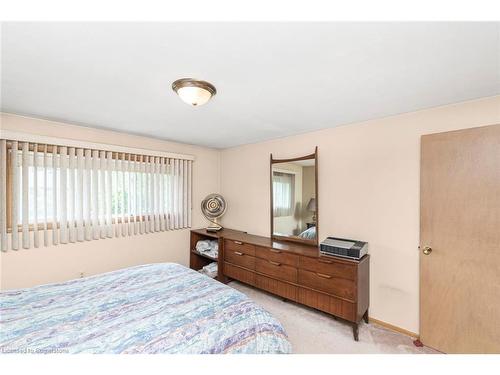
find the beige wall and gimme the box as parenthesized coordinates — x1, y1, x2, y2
(220, 96, 500, 334)
(0, 113, 221, 290)
(301, 166, 315, 224)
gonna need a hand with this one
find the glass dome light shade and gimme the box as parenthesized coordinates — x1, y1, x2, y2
(177, 86, 213, 106)
(172, 78, 216, 107)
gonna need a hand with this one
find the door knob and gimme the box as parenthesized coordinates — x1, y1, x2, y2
(422, 246, 433, 255)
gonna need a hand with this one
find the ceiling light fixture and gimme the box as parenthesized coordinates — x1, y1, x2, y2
(172, 78, 217, 107)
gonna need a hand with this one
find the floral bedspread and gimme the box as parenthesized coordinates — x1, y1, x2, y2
(0, 263, 291, 354)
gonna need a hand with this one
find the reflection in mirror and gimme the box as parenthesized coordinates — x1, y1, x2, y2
(272, 157, 316, 243)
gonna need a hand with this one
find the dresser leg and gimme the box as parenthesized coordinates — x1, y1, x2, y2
(352, 323, 359, 341)
(363, 310, 369, 324)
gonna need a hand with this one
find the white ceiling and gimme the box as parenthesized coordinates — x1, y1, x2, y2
(1, 22, 499, 149)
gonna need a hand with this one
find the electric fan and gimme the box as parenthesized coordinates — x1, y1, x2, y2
(201, 193, 227, 232)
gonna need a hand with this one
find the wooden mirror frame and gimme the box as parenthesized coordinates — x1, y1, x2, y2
(270, 147, 318, 246)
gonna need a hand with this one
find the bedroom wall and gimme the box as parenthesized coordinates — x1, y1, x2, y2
(219, 95, 500, 334)
(0, 113, 221, 290)
(301, 166, 315, 224)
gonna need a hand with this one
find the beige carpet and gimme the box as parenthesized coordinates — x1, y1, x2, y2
(229, 281, 439, 354)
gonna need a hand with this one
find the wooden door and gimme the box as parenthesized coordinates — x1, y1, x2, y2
(420, 124, 500, 353)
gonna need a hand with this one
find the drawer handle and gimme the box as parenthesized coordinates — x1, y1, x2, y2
(234, 251, 244, 256)
(269, 260, 281, 266)
(316, 272, 332, 279)
(234, 241, 243, 245)
(270, 249, 281, 253)
(318, 259, 333, 264)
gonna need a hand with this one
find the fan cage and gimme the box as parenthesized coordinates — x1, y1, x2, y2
(201, 194, 227, 220)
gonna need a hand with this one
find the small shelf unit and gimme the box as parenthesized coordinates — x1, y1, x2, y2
(190, 229, 225, 282)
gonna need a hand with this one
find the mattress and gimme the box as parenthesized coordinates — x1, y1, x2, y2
(0, 263, 291, 354)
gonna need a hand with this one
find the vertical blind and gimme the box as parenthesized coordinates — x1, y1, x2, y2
(0, 139, 193, 251)
(273, 171, 295, 217)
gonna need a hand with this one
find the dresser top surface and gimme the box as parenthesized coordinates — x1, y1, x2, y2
(191, 228, 368, 263)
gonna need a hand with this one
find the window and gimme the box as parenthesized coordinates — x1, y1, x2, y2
(273, 171, 295, 217)
(0, 139, 193, 251)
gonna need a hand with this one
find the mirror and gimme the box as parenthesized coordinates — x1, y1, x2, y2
(271, 147, 318, 245)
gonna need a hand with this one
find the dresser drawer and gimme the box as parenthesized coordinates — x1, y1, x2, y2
(256, 275, 297, 301)
(255, 257, 297, 283)
(299, 256, 356, 280)
(298, 288, 356, 322)
(255, 246, 299, 267)
(224, 262, 255, 286)
(224, 249, 255, 270)
(224, 239, 255, 256)
(298, 269, 356, 301)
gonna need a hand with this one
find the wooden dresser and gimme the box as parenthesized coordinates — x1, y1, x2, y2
(190, 228, 369, 341)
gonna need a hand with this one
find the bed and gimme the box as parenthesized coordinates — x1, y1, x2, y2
(298, 226, 316, 240)
(0, 263, 291, 354)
